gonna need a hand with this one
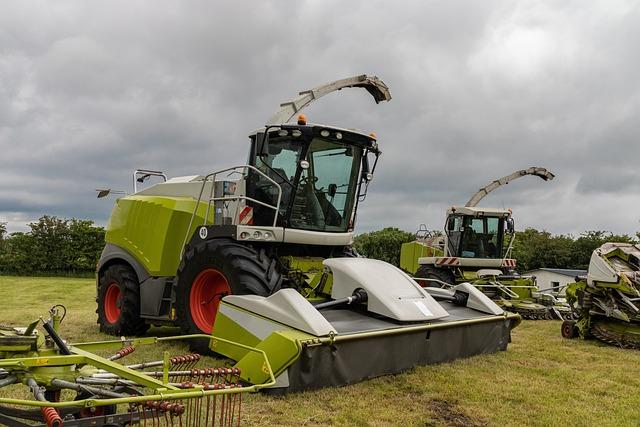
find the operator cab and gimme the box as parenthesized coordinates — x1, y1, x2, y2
(445, 207, 514, 259)
(247, 118, 380, 233)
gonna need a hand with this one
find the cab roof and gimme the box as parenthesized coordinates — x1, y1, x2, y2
(249, 122, 375, 140)
(446, 206, 511, 217)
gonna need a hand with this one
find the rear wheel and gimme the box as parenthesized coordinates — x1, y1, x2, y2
(415, 265, 455, 288)
(97, 264, 149, 336)
(175, 239, 282, 350)
(561, 320, 578, 339)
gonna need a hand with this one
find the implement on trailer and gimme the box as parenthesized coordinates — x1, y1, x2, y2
(0, 306, 274, 426)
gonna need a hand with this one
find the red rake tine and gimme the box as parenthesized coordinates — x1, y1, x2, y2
(236, 393, 242, 427)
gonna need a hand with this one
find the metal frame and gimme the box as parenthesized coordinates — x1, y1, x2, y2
(0, 334, 276, 410)
(133, 169, 167, 193)
(181, 165, 283, 255)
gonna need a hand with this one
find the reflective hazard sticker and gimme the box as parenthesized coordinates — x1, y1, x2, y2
(238, 206, 254, 225)
(414, 301, 433, 317)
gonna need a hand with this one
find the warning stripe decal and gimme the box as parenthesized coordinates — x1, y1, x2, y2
(238, 206, 254, 225)
(502, 259, 516, 267)
(435, 257, 459, 266)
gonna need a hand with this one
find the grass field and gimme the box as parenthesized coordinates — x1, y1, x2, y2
(1, 276, 639, 426)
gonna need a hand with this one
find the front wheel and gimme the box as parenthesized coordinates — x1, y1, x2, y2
(561, 320, 578, 339)
(415, 265, 455, 288)
(96, 264, 149, 336)
(174, 239, 282, 340)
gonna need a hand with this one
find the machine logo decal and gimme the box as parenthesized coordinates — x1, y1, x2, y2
(199, 227, 208, 239)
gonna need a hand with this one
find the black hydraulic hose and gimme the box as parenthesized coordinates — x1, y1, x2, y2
(432, 294, 456, 302)
(41, 318, 71, 355)
(314, 289, 368, 310)
(51, 378, 129, 399)
(428, 291, 469, 306)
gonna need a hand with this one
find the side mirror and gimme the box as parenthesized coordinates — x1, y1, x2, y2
(506, 217, 515, 234)
(257, 131, 269, 157)
(96, 188, 126, 199)
(96, 189, 111, 198)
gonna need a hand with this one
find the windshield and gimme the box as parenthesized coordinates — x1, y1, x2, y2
(249, 137, 303, 225)
(290, 138, 363, 232)
(447, 215, 504, 259)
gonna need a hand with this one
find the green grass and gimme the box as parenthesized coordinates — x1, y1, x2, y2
(1, 276, 639, 426)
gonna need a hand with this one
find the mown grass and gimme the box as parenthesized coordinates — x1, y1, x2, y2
(1, 276, 639, 426)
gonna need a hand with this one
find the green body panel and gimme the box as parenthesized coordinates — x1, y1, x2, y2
(235, 331, 305, 385)
(105, 195, 213, 276)
(211, 303, 313, 385)
(209, 309, 262, 362)
(400, 241, 442, 274)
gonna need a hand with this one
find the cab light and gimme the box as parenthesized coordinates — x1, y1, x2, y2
(298, 114, 307, 125)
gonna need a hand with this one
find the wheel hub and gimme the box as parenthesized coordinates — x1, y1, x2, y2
(104, 283, 122, 324)
(189, 269, 231, 334)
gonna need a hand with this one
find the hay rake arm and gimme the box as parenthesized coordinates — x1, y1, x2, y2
(0, 307, 275, 427)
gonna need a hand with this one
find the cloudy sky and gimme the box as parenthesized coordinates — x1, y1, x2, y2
(1, 1, 640, 236)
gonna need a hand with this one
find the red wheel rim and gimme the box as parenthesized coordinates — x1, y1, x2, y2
(104, 283, 122, 324)
(190, 269, 231, 333)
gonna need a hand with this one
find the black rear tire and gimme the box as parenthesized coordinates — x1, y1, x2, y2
(561, 320, 578, 339)
(415, 265, 455, 288)
(174, 239, 282, 352)
(97, 264, 149, 336)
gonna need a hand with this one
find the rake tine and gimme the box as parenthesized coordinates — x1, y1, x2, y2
(237, 393, 242, 427)
(220, 393, 226, 427)
(143, 403, 149, 427)
(207, 394, 212, 426)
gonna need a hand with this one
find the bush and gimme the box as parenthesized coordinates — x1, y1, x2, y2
(354, 227, 415, 267)
(0, 216, 105, 275)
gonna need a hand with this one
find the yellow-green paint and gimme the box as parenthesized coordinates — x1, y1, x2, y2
(105, 195, 214, 276)
(235, 330, 307, 385)
(209, 311, 262, 362)
(211, 304, 315, 386)
(400, 241, 442, 274)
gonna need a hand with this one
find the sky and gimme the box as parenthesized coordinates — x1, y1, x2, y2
(1, 1, 640, 237)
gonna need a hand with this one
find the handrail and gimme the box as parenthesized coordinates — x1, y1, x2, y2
(181, 165, 282, 257)
(133, 169, 167, 193)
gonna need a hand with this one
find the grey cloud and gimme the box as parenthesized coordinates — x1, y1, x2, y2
(1, 1, 640, 238)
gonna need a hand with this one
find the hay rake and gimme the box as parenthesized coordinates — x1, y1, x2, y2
(0, 306, 275, 426)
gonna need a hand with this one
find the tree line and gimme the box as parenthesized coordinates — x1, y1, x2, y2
(0, 218, 637, 276)
(0, 216, 105, 275)
(354, 227, 638, 271)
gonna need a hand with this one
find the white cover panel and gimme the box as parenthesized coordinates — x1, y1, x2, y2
(325, 258, 449, 321)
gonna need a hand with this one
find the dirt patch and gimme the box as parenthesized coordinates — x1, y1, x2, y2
(424, 399, 486, 427)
